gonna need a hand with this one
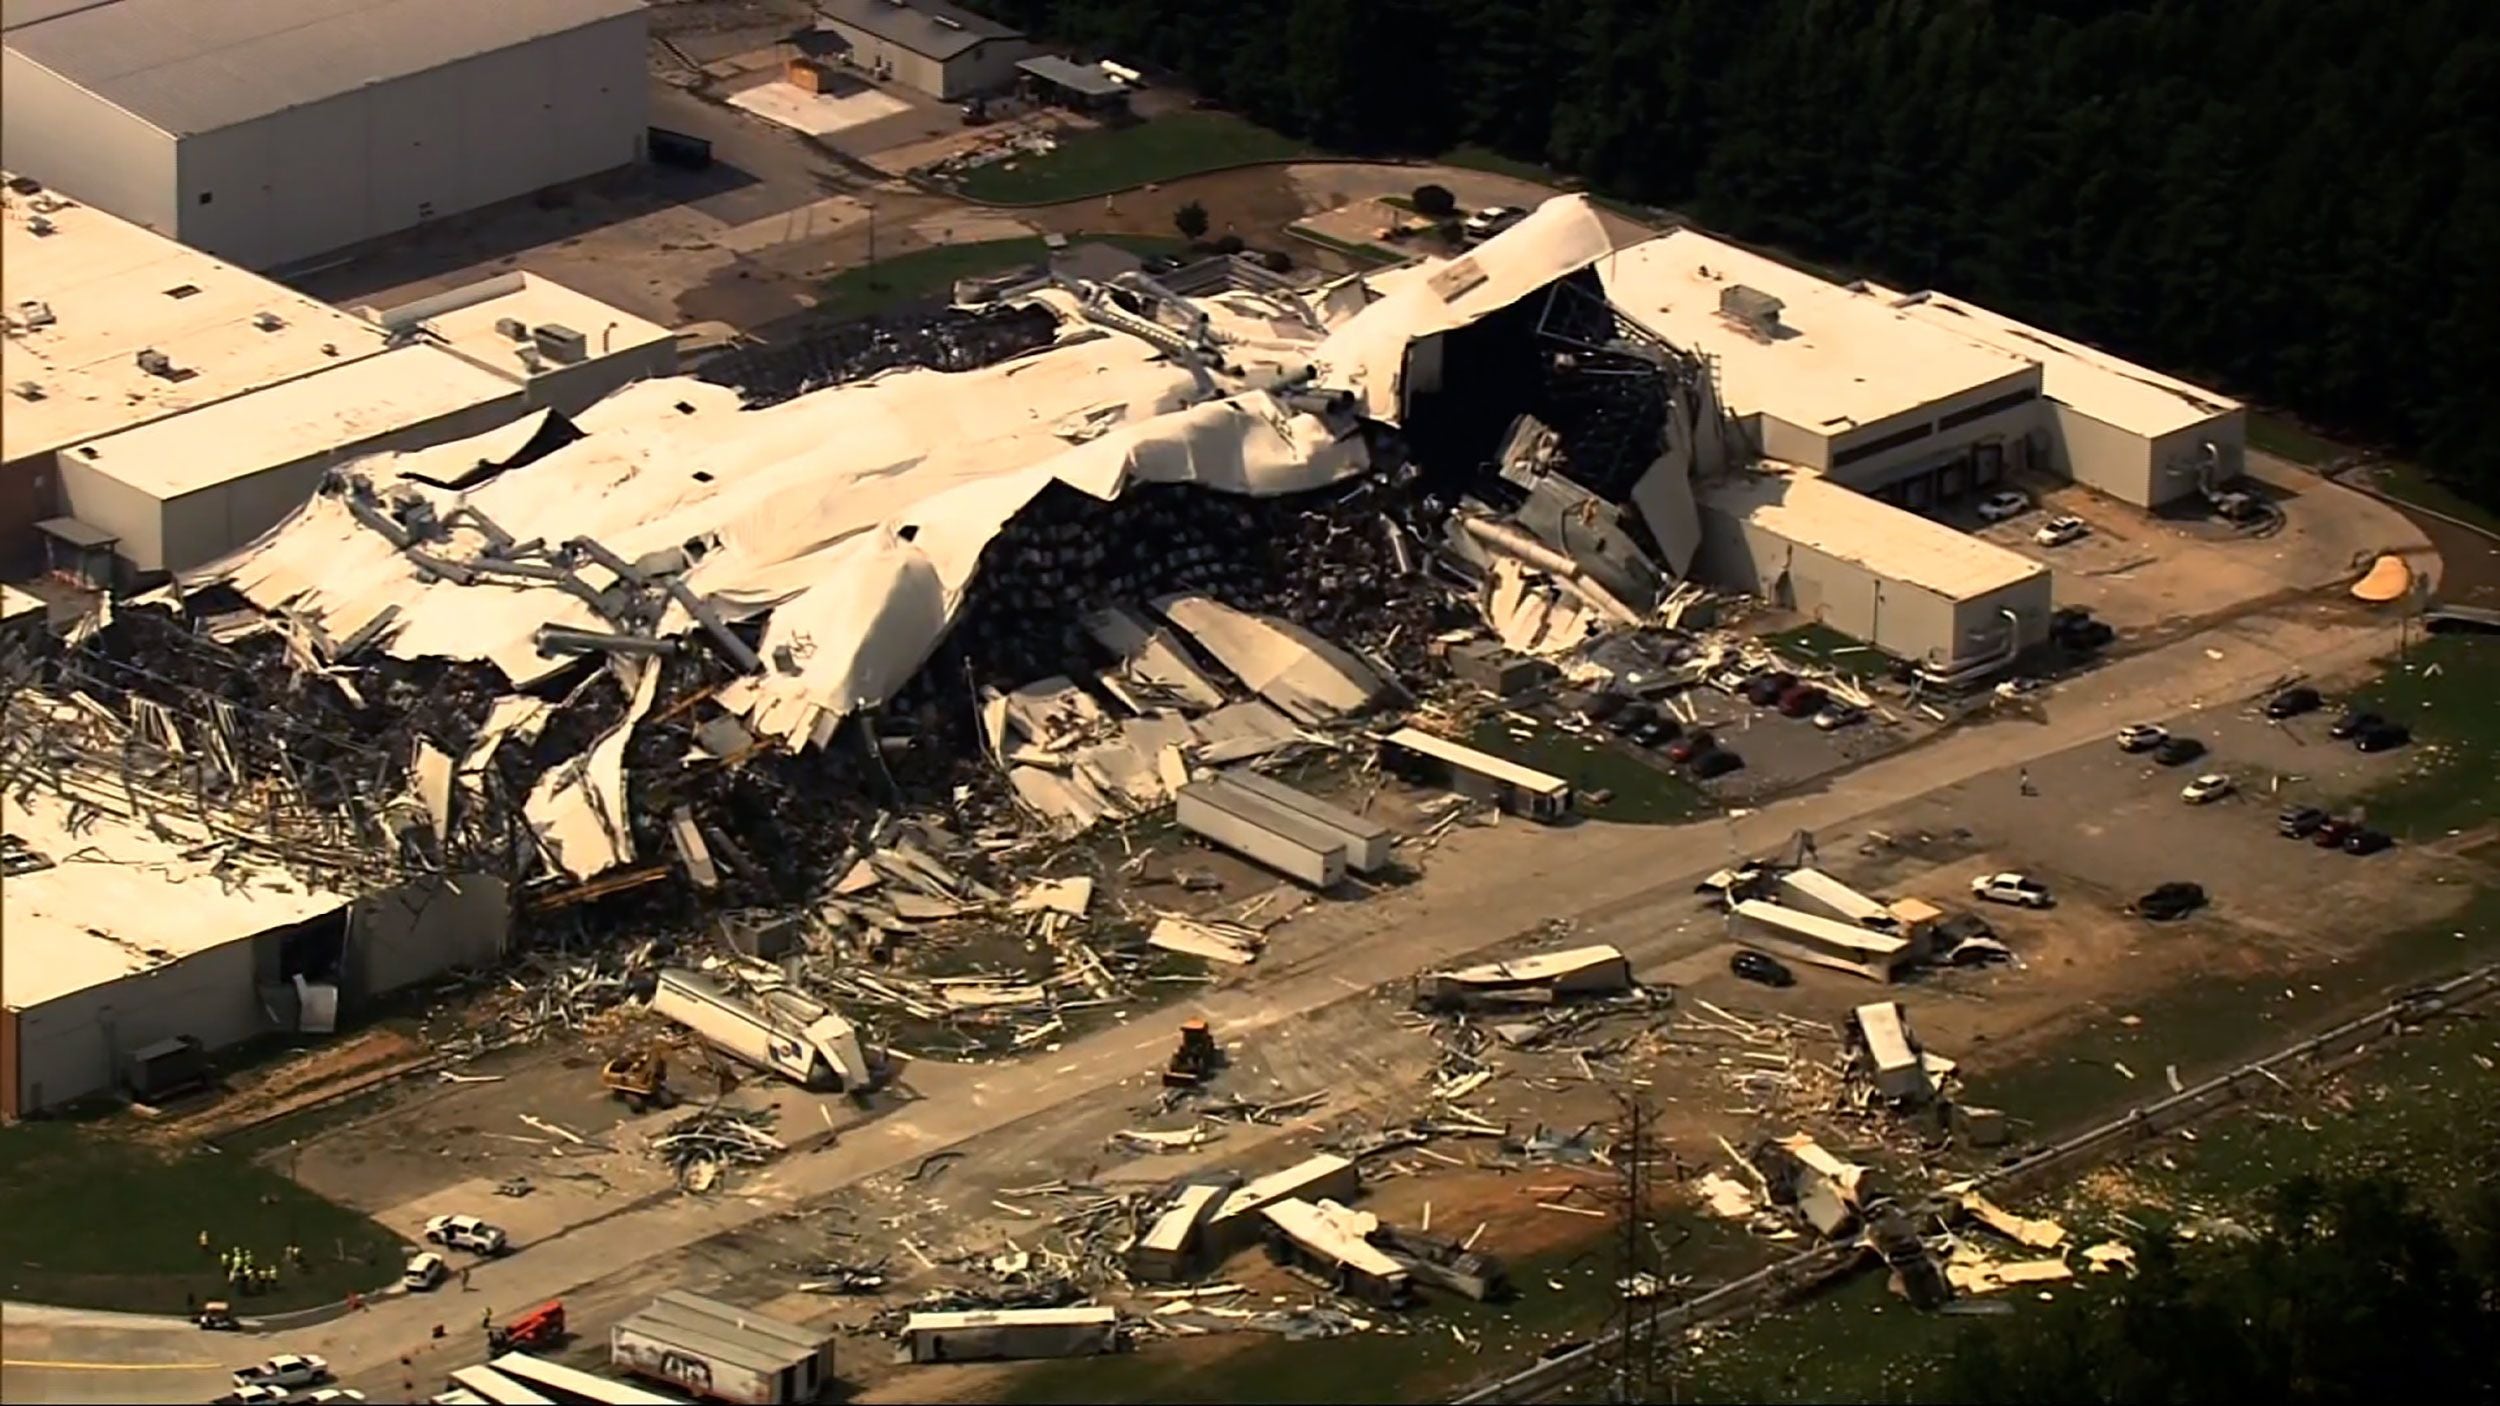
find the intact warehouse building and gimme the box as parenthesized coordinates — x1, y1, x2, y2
(1, 786, 509, 1119)
(808, 0, 1034, 100)
(2, 177, 675, 576)
(1, 0, 648, 270)
(1599, 226, 2242, 670)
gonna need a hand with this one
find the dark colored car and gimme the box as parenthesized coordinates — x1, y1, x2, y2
(2152, 736, 2206, 767)
(2312, 818, 2356, 849)
(2277, 805, 2327, 838)
(1730, 950, 1795, 987)
(2354, 722, 2411, 753)
(1776, 684, 1828, 718)
(2265, 686, 2323, 719)
(2134, 881, 2207, 920)
(1666, 731, 1714, 764)
(1932, 912, 1998, 947)
(2329, 710, 2381, 740)
(1581, 692, 1630, 725)
(1691, 749, 1744, 778)
(1604, 701, 1656, 735)
(2342, 828, 2393, 855)
(1629, 717, 1680, 748)
(1743, 672, 1799, 707)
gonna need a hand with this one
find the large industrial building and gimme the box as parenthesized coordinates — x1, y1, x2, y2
(1, 0, 648, 270)
(1600, 229, 2244, 512)
(1, 785, 509, 1120)
(809, 0, 1034, 100)
(2, 177, 675, 576)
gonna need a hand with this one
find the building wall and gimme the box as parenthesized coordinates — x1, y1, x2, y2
(1752, 414, 1830, 472)
(172, 13, 647, 269)
(2148, 408, 2246, 507)
(0, 53, 180, 236)
(2049, 403, 2154, 506)
(0, 454, 60, 569)
(821, 23, 949, 97)
(1821, 369, 2046, 493)
(521, 341, 680, 417)
(945, 38, 1035, 98)
(348, 875, 509, 1002)
(8, 937, 264, 1115)
(154, 391, 525, 573)
(54, 453, 165, 571)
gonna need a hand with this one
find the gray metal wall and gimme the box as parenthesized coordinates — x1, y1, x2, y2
(0, 50, 179, 235)
(2049, 402, 2153, 505)
(349, 875, 509, 1002)
(172, 12, 648, 269)
(8, 935, 263, 1114)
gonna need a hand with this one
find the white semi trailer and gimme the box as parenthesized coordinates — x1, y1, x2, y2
(649, 969, 868, 1092)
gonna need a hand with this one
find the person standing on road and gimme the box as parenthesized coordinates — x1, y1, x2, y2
(2018, 766, 2037, 797)
(460, 1265, 472, 1292)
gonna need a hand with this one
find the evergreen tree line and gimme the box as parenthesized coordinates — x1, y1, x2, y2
(978, 0, 2500, 503)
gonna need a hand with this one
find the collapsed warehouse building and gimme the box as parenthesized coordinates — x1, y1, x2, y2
(1, 196, 2096, 1112)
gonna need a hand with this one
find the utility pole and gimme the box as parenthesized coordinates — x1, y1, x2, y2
(1604, 1092, 1676, 1405)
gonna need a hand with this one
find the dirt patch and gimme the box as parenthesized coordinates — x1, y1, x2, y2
(137, 1027, 430, 1147)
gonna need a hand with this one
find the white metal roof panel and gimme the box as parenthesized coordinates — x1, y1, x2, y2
(3, 0, 645, 135)
(1875, 287, 2241, 438)
(1378, 728, 1571, 798)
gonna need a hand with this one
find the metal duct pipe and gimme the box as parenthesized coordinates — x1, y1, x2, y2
(567, 535, 761, 675)
(1457, 516, 1646, 627)
(1913, 608, 2026, 688)
(534, 625, 682, 658)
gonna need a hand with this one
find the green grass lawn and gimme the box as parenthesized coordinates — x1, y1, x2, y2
(955, 114, 1310, 204)
(0, 1122, 407, 1314)
(2370, 458, 2500, 538)
(1762, 622, 1898, 673)
(815, 235, 1184, 320)
(1438, 144, 1558, 186)
(2246, 411, 2346, 467)
(2339, 636, 2500, 840)
(1469, 713, 1718, 824)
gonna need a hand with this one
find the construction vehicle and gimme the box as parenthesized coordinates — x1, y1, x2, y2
(487, 1299, 566, 1354)
(599, 1047, 677, 1112)
(1161, 1020, 1222, 1089)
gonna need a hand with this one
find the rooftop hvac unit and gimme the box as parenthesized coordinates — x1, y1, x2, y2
(531, 323, 587, 364)
(12, 381, 44, 401)
(1718, 284, 1785, 335)
(252, 310, 286, 331)
(16, 299, 56, 328)
(135, 348, 175, 376)
(27, 214, 55, 236)
(516, 345, 544, 373)
(495, 317, 528, 341)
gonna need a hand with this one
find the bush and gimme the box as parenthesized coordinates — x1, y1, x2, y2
(1259, 249, 1292, 272)
(1210, 233, 1246, 255)
(1172, 200, 1209, 242)
(1411, 183, 1457, 217)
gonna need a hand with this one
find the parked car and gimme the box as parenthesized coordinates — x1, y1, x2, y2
(1776, 683, 1828, 718)
(233, 1355, 329, 1391)
(2134, 881, 2207, 921)
(1603, 701, 1655, 735)
(2341, 828, 2393, 856)
(2312, 819, 2357, 849)
(1976, 490, 2032, 522)
(1730, 950, 1795, 988)
(2264, 686, 2323, 719)
(215, 1387, 288, 1406)
(2033, 514, 2089, 546)
(403, 1251, 448, 1292)
(1460, 205, 1527, 242)
(1629, 716, 1680, 748)
(2354, 722, 2412, 753)
(1666, 731, 1714, 764)
(1691, 749, 1744, 779)
(2053, 606, 2116, 652)
(1743, 671, 1799, 707)
(2328, 709, 2381, 740)
(2115, 723, 2168, 753)
(422, 1214, 509, 1255)
(1969, 872, 2053, 908)
(298, 1392, 370, 1405)
(2181, 773, 2235, 805)
(2152, 736, 2206, 767)
(2277, 805, 2327, 838)
(1812, 702, 1867, 731)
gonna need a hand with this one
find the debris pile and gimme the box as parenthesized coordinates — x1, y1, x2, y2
(651, 1105, 783, 1193)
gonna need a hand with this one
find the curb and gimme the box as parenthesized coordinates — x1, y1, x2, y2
(923, 153, 1419, 211)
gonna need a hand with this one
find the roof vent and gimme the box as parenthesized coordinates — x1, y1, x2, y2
(933, 12, 962, 26)
(11, 381, 44, 401)
(27, 214, 55, 236)
(0, 834, 54, 877)
(495, 316, 528, 341)
(1718, 284, 1785, 337)
(136, 348, 175, 376)
(531, 323, 587, 364)
(252, 310, 286, 331)
(516, 345, 544, 373)
(16, 299, 55, 328)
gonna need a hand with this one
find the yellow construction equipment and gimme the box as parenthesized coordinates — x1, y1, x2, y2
(1161, 1019, 1222, 1089)
(599, 1047, 678, 1112)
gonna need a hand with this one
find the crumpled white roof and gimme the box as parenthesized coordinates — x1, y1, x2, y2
(208, 327, 1369, 751)
(1311, 196, 1617, 422)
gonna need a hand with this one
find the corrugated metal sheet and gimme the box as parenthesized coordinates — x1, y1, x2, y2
(3, 0, 644, 134)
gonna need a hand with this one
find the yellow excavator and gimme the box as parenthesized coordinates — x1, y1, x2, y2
(598, 1045, 681, 1112)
